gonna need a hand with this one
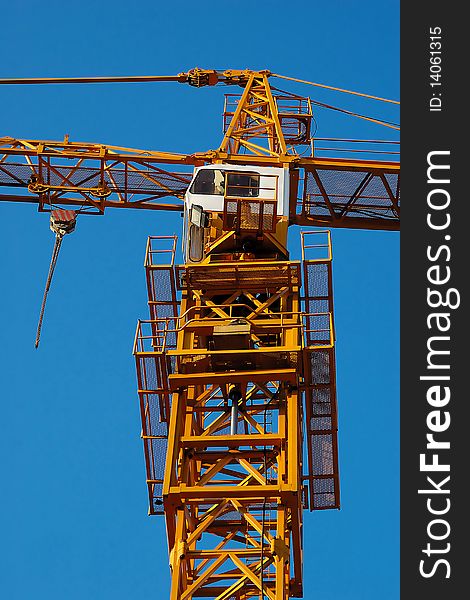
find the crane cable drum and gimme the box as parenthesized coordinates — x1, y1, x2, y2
(35, 209, 77, 348)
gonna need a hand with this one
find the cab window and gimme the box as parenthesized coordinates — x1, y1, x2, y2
(189, 170, 260, 197)
(226, 173, 259, 198)
(190, 170, 225, 195)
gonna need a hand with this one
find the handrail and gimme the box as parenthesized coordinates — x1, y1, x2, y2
(145, 235, 178, 267)
(133, 310, 334, 353)
(300, 230, 332, 262)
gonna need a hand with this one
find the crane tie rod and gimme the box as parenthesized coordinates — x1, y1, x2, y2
(271, 83, 400, 131)
(309, 98, 400, 131)
(35, 233, 63, 348)
(272, 73, 400, 105)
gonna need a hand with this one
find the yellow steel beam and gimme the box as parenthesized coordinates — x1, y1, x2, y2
(135, 233, 334, 598)
(169, 369, 297, 390)
(179, 434, 283, 449)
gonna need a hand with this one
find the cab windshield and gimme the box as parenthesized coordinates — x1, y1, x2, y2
(190, 169, 225, 195)
(190, 170, 260, 197)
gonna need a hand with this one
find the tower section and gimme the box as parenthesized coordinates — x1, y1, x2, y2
(134, 172, 338, 599)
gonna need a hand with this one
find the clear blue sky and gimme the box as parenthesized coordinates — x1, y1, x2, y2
(0, 1, 399, 599)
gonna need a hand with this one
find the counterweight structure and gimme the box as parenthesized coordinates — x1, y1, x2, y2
(0, 69, 399, 600)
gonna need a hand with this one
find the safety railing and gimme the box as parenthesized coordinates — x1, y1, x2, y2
(144, 235, 178, 267)
(300, 229, 332, 262)
(300, 229, 335, 343)
(310, 136, 400, 161)
(144, 235, 179, 320)
(133, 319, 178, 355)
(133, 309, 334, 356)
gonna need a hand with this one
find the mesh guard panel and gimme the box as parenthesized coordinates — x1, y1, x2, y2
(0, 162, 191, 197)
(223, 198, 276, 233)
(301, 232, 339, 510)
(134, 237, 180, 514)
(300, 165, 400, 229)
(304, 349, 339, 510)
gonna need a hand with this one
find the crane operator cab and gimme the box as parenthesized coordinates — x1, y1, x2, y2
(183, 164, 290, 263)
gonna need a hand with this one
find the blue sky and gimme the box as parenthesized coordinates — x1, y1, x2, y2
(0, 1, 399, 598)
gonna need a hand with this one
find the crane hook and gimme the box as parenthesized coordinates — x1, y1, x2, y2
(35, 210, 77, 348)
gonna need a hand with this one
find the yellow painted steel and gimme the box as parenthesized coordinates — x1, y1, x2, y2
(0, 66, 399, 599)
(0, 68, 394, 599)
(163, 254, 304, 599)
(0, 71, 399, 229)
(133, 228, 339, 598)
(133, 226, 338, 598)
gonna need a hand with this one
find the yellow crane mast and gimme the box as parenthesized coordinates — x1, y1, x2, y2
(0, 68, 400, 599)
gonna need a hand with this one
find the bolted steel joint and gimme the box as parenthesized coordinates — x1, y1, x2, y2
(186, 68, 219, 88)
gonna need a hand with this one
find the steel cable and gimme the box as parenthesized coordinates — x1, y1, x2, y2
(35, 234, 63, 348)
(272, 73, 400, 105)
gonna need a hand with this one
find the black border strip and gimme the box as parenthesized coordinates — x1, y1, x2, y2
(401, 4, 466, 598)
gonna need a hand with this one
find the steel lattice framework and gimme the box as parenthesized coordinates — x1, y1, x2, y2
(0, 69, 399, 231)
(1, 68, 399, 599)
(134, 230, 337, 599)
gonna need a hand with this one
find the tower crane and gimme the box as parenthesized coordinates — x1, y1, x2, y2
(0, 68, 400, 599)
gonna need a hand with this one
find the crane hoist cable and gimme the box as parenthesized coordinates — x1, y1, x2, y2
(35, 210, 77, 348)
